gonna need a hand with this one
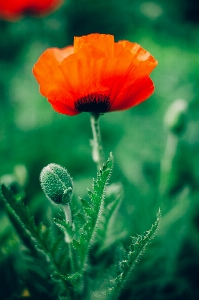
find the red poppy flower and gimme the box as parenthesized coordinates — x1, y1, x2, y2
(33, 34, 158, 116)
(0, 0, 62, 20)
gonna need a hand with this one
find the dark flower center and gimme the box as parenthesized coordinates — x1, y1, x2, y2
(75, 94, 111, 113)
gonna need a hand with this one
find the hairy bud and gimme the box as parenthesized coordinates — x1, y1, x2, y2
(40, 164, 73, 205)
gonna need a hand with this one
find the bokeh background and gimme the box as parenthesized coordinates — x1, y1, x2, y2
(1, 0, 199, 299)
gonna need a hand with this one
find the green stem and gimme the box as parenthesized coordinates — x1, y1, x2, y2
(63, 204, 72, 226)
(90, 113, 105, 170)
(159, 132, 178, 196)
(63, 204, 75, 273)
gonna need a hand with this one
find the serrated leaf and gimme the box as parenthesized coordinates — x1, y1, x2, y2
(87, 189, 93, 199)
(1, 184, 73, 298)
(51, 272, 62, 282)
(72, 239, 81, 252)
(50, 237, 63, 255)
(72, 211, 86, 238)
(97, 185, 124, 253)
(80, 198, 91, 209)
(77, 154, 114, 272)
(109, 210, 161, 299)
(80, 198, 94, 219)
(61, 272, 80, 282)
(54, 218, 73, 238)
(1, 184, 36, 234)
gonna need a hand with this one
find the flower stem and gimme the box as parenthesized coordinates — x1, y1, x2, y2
(90, 113, 105, 170)
(63, 204, 75, 287)
(159, 132, 178, 196)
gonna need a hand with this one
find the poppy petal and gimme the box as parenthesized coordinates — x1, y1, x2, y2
(110, 76, 155, 111)
(48, 98, 80, 116)
(33, 46, 73, 82)
(33, 46, 74, 97)
(74, 34, 114, 57)
(116, 42, 158, 76)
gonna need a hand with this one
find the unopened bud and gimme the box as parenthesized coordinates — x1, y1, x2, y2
(40, 164, 73, 205)
(164, 99, 188, 135)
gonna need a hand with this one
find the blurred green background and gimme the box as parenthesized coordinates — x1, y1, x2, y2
(1, 0, 199, 299)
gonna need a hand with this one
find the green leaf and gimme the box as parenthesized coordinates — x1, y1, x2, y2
(60, 272, 80, 282)
(76, 154, 114, 273)
(80, 198, 93, 219)
(72, 239, 81, 251)
(1, 184, 37, 235)
(53, 218, 73, 238)
(0, 184, 73, 299)
(97, 183, 124, 253)
(109, 210, 161, 299)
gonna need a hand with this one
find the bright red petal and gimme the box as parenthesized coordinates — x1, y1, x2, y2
(110, 76, 155, 111)
(48, 99, 80, 116)
(33, 46, 74, 97)
(115, 42, 158, 77)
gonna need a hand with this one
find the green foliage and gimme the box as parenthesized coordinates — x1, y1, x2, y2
(0, 184, 73, 299)
(1, 154, 160, 299)
(52, 154, 114, 296)
(73, 153, 114, 269)
(109, 210, 161, 299)
(96, 183, 124, 253)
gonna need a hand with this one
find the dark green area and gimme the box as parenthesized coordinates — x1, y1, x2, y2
(1, 0, 199, 299)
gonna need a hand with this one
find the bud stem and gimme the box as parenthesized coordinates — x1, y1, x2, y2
(63, 204, 72, 225)
(90, 113, 105, 170)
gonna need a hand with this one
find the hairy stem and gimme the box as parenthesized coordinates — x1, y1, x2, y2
(63, 204, 75, 278)
(90, 113, 105, 170)
(63, 204, 72, 227)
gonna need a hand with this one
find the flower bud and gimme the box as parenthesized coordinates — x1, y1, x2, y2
(40, 164, 73, 205)
(164, 99, 188, 135)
